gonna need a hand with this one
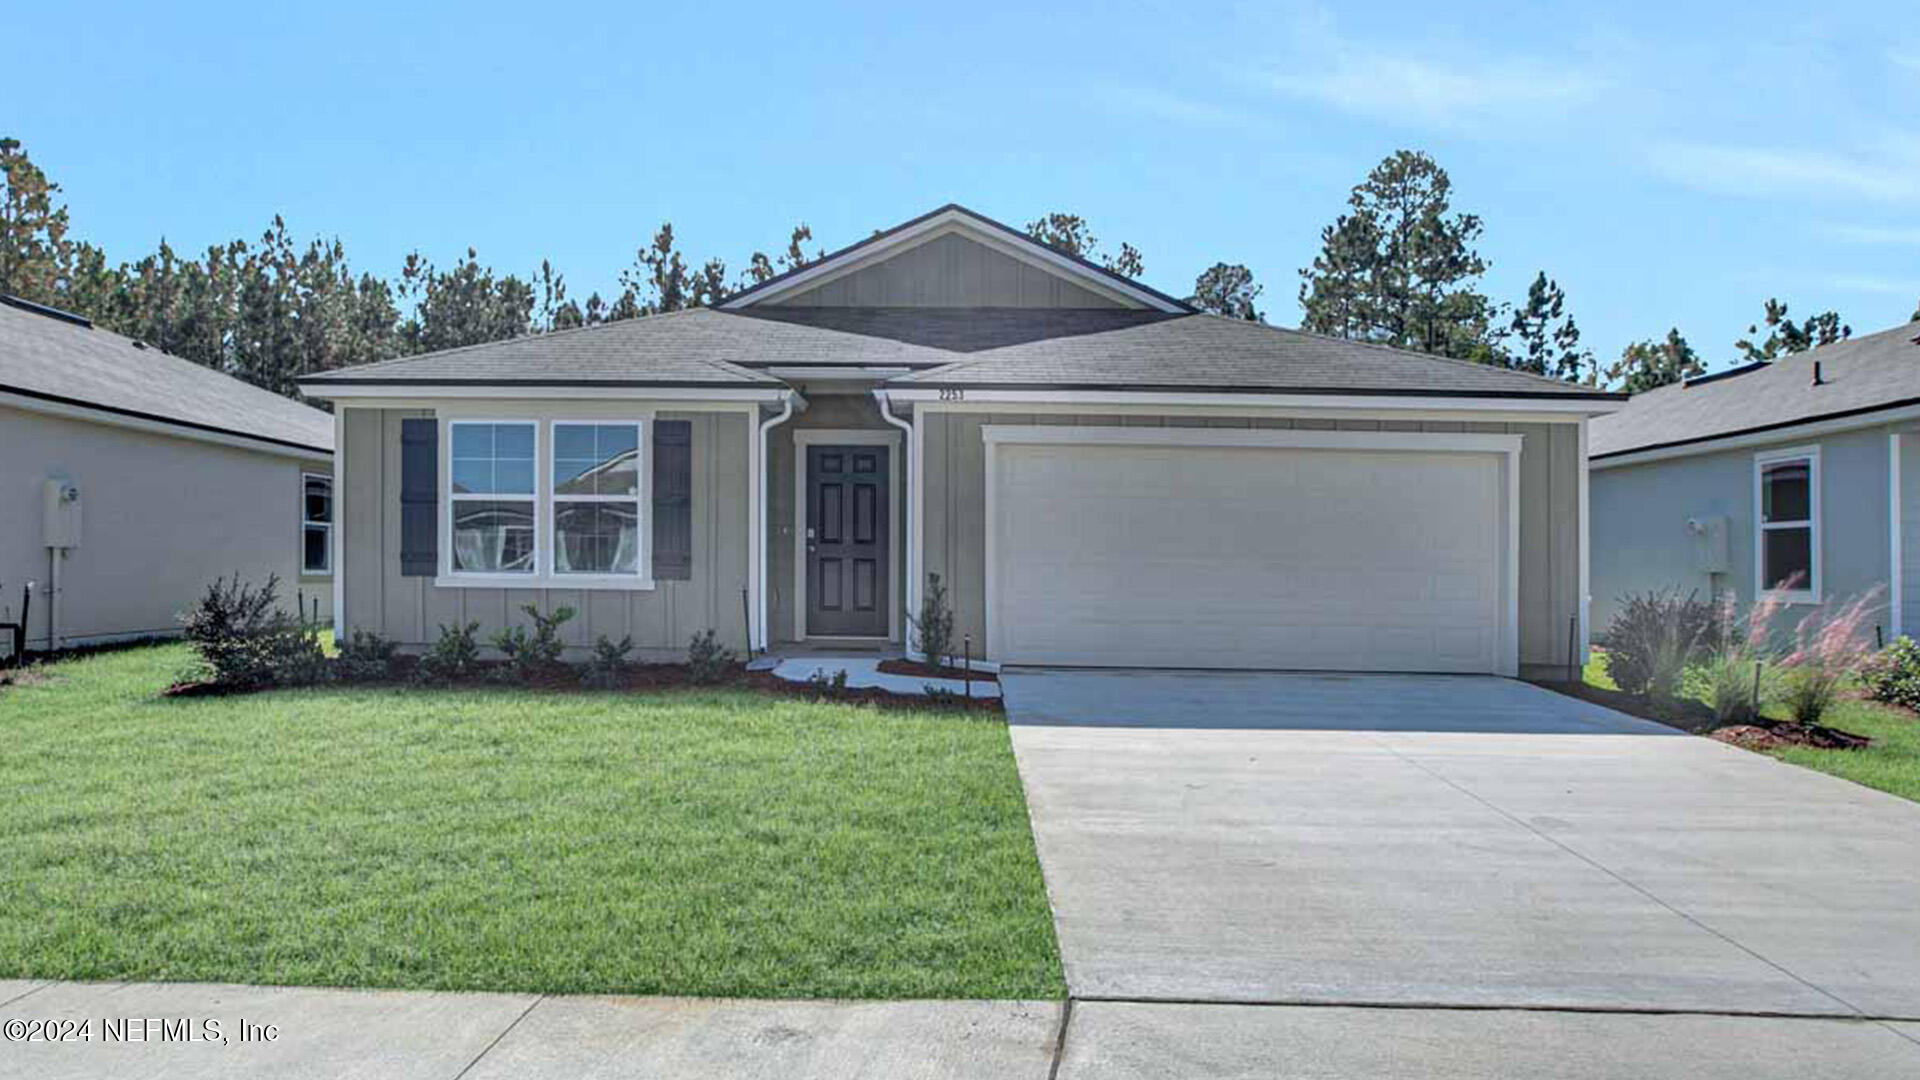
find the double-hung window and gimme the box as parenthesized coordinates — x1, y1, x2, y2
(449, 421, 538, 575)
(553, 422, 643, 577)
(1756, 447, 1819, 601)
(302, 473, 332, 574)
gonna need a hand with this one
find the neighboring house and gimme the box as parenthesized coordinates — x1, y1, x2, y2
(0, 295, 335, 654)
(299, 205, 1621, 678)
(1590, 322, 1920, 640)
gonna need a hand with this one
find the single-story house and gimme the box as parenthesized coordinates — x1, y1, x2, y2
(299, 205, 1621, 678)
(1590, 321, 1920, 640)
(0, 294, 335, 654)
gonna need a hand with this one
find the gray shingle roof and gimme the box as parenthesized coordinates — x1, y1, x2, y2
(301, 309, 821, 386)
(891, 313, 1622, 398)
(734, 307, 1176, 357)
(1591, 322, 1920, 458)
(300, 305, 1623, 401)
(1, 297, 333, 454)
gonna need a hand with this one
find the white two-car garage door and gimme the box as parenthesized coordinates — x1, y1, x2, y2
(985, 428, 1517, 675)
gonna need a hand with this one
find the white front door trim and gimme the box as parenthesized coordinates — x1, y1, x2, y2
(791, 428, 903, 643)
(980, 425, 1523, 676)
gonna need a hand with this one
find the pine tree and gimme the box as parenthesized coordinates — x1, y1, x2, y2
(1735, 298, 1850, 361)
(1189, 263, 1264, 321)
(1605, 329, 1703, 393)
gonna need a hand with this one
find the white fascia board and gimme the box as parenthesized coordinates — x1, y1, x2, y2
(719, 210, 1184, 312)
(1592, 402, 1920, 470)
(0, 388, 332, 462)
(882, 387, 1610, 420)
(981, 424, 1523, 455)
(301, 383, 793, 403)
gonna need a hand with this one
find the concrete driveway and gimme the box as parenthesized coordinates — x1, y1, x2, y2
(1003, 669, 1920, 1029)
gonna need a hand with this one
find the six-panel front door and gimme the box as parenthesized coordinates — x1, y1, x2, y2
(806, 445, 890, 637)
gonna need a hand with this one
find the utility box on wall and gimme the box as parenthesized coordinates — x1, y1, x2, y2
(1687, 514, 1728, 575)
(43, 479, 81, 548)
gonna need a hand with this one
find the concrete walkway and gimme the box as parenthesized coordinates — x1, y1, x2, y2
(0, 980, 1060, 1079)
(6, 980, 1920, 1077)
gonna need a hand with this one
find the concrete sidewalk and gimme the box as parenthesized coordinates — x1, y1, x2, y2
(0, 980, 1060, 1079)
(7, 980, 1920, 1078)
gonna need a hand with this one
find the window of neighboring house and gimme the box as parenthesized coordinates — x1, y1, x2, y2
(1756, 448, 1819, 600)
(302, 473, 332, 574)
(449, 421, 538, 575)
(552, 422, 643, 577)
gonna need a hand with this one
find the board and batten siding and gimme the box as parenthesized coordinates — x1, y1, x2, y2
(1903, 431, 1920, 635)
(1591, 424, 1897, 639)
(770, 232, 1127, 309)
(919, 411, 1584, 673)
(341, 406, 751, 657)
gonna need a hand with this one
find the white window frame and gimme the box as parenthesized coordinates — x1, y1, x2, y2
(1754, 445, 1821, 604)
(444, 418, 542, 585)
(438, 416, 655, 591)
(550, 419, 650, 588)
(301, 472, 333, 575)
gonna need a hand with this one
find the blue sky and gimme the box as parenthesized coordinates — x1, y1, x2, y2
(11, 1, 1918, 371)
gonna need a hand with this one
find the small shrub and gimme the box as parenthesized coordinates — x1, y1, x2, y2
(1602, 589, 1719, 701)
(491, 604, 576, 682)
(687, 629, 737, 685)
(180, 574, 325, 689)
(418, 621, 482, 683)
(920, 684, 968, 707)
(806, 667, 851, 695)
(908, 572, 957, 667)
(583, 634, 634, 689)
(1862, 635, 1920, 711)
(1777, 587, 1884, 724)
(336, 629, 399, 682)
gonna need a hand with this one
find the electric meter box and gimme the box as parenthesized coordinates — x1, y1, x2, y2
(43, 479, 81, 548)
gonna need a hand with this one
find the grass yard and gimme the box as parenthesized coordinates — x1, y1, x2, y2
(0, 643, 1064, 999)
(1580, 652, 1920, 804)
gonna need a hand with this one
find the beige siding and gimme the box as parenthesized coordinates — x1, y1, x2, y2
(771, 232, 1128, 309)
(919, 411, 1584, 673)
(341, 406, 751, 657)
(0, 402, 331, 648)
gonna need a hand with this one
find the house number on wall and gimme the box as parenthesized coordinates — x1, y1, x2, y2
(937, 388, 966, 401)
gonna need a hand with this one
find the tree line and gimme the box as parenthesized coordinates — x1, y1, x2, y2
(2, 136, 1903, 403)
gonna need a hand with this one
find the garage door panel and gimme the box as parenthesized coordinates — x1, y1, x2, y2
(992, 442, 1505, 674)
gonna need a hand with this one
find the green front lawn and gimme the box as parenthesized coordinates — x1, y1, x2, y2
(0, 644, 1063, 999)
(1582, 653, 1920, 804)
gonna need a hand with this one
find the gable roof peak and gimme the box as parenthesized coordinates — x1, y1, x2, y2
(718, 203, 1193, 314)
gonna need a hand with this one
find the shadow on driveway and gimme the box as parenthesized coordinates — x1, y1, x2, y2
(999, 668, 1681, 735)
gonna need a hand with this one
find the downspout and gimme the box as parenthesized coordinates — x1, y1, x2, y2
(874, 389, 916, 655)
(755, 392, 797, 652)
(47, 547, 60, 652)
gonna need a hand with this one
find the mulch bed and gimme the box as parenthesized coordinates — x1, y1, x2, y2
(875, 658, 999, 684)
(165, 657, 1004, 714)
(1530, 676, 1872, 750)
(1711, 722, 1873, 751)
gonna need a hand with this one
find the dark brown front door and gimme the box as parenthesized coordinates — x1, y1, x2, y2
(806, 445, 889, 637)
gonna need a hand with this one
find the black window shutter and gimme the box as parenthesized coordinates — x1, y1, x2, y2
(399, 418, 438, 576)
(652, 420, 693, 580)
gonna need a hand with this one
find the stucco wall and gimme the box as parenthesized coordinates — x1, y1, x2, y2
(0, 402, 331, 650)
(1590, 424, 1897, 639)
(918, 410, 1584, 673)
(339, 406, 750, 657)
